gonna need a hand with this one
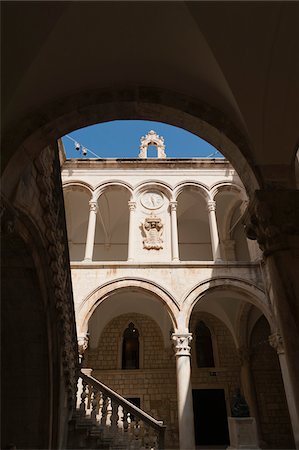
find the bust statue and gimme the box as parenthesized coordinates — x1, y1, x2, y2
(231, 388, 250, 417)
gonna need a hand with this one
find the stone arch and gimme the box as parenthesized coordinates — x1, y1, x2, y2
(94, 180, 133, 201)
(62, 180, 93, 196)
(182, 277, 273, 336)
(2, 87, 260, 199)
(78, 277, 180, 337)
(135, 181, 173, 201)
(174, 181, 210, 201)
(210, 182, 247, 201)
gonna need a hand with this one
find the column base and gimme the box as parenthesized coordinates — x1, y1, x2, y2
(83, 258, 92, 262)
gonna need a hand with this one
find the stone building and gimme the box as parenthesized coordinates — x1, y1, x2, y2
(1, 2, 299, 450)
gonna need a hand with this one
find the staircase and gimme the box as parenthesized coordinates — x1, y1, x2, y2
(67, 369, 166, 449)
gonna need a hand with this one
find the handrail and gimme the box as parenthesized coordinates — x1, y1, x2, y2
(80, 370, 166, 435)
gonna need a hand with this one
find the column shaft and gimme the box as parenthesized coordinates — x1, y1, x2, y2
(173, 333, 195, 450)
(127, 201, 136, 261)
(170, 201, 179, 261)
(84, 200, 98, 261)
(207, 200, 221, 261)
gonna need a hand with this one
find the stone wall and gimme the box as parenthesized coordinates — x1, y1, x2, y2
(85, 313, 178, 448)
(190, 312, 241, 412)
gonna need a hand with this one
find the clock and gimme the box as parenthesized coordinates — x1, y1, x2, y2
(141, 191, 164, 209)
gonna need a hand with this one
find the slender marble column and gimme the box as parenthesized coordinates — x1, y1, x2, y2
(172, 332, 195, 450)
(84, 200, 98, 261)
(170, 201, 179, 261)
(269, 332, 299, 448)
(207, 200, 221, 261)
(127, 201, 136, 261)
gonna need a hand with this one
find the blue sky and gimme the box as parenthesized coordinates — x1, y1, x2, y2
(61, 120, 224, 159)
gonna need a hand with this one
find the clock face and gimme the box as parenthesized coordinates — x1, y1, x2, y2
(141, 191, 164, 209)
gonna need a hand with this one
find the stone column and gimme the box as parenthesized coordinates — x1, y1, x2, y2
(172, 332, 195, 450)
(269, 332, 299, 448)
(238, 346, 262, 442)
(127, 201, 136, 261)
(84, 199, 98, 262)
(207, 200, 221, 261)
(170, 201, 179, 261)
(246, 190, 299, 449)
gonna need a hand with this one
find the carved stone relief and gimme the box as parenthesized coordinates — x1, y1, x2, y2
(142, 213, 164, 250)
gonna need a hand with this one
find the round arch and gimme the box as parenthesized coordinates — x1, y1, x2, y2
(134, 180, 173, 200)
(94, 180, 133, 200)
(210, 182, 247, 201)
(77, 277, 180, 335)
(2, 86, 260, 199)
(182, 277, 273, 331)
(62, 180, 93, 196)
(174, 181, 210, 201)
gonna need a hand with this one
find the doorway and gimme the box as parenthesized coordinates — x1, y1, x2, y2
(192, 389, 229, 446)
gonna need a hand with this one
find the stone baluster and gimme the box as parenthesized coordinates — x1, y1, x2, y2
(110, 400, 119, 431)
(170, 201, 179, 261)
(91, 386, 99, 422)
(84, 199, 98, 261)
(101, 393, 108, 426)
(123, 409, 129, 432)
(172, 332, 195, 449)
(79, 379, 88, 412)
(207, 200, 221, 261)
(127, 201, 136, 261)
(269, 332, 299, 447)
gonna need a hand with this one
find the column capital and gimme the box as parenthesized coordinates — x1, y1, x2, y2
(245, 190, 299, 256)
(269, 332, 284, 355)
(128, 200, 136, 211)
(172, 333, 192, 356)
(89, 200, 98, 213)
(78, 333, 89, 355)
(170, 200, 178, 211)
(207, 200, 216, 212)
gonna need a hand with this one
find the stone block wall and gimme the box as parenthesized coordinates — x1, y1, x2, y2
(85, 313, 178, 448)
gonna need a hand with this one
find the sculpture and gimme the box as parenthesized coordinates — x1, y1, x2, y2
(231, 388, 250, 417)
(142, 214, 163, 250)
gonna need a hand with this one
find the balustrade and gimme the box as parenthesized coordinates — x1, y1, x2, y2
(76, 370, 166, 449)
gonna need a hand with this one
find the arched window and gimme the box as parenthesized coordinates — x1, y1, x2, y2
(195, 321, 215, 368)
(122, 322, 140, 369)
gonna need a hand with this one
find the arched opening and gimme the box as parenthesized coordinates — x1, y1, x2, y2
(122, 322, 140, 370)
(195, 320, 215, 368)
(94, 186, 130, 261)
(177, 188, 212, 261)
(63, 186, 91, 261)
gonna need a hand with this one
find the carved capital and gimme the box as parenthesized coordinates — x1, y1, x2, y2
(89, 200, 98, 213)
(245, 190, 299, 256)
(207, 200, 216, 212)
(172, 333, 192, 356)
(269, 332, 284, 355)
(128, 201, 136, 211)
(78, 334, 89, 355)
(170, 201, 177, 211)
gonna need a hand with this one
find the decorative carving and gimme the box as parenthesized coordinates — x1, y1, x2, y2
(128, 200, 136, 211)
(142, 213, 163, 250)
(89, 200, 98, 213)
(172, 333, 192, 356)
(231, 388, 250, 417)
(207, 200, 216, 212)
(245, 190, 299, 255)
(141, 191, 164, 209)
(269, 332, 284, 355)
(35, 145, 78, 407)
(78, 334, 89, 355)
(139, 130, 166, 159)
(170, 201, 177, 211)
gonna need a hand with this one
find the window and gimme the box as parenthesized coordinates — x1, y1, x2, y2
(195, 321, 215, 368)
(122, 322, 140, 369)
